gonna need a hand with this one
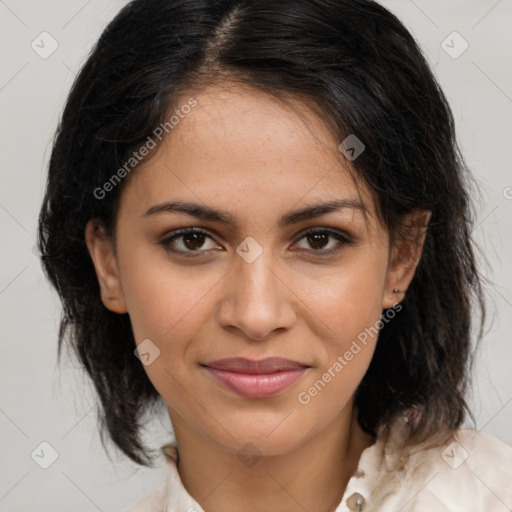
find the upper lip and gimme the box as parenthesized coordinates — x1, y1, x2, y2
(203, 357, 309, 374)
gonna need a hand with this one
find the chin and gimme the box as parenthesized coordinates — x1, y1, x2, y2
(208, 413, 315, 458)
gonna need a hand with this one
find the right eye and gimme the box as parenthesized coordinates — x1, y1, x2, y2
(158, 227, 221, 256)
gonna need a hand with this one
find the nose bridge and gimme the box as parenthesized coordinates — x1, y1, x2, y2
(238, 248, 276, 302)
(219, 240, 295, 340)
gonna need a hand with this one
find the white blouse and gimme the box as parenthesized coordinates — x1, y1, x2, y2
(125, 420, 512, 512)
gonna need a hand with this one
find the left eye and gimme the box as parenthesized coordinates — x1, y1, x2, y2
(159, 228, 352, 256)
(293, 229, 353, 253)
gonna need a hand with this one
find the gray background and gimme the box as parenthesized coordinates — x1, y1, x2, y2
(1, 0, 511, 510)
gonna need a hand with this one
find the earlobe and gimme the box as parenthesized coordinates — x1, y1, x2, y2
(383, 209, 432, 309)
(84, 219, 128, 314)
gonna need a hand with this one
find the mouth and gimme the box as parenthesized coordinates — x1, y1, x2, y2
(201, 357, 310, 399)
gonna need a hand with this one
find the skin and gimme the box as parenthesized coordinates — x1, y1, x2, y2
(85, 82, 430, 512)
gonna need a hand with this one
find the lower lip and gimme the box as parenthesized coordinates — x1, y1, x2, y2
(204, 367, 308, 399)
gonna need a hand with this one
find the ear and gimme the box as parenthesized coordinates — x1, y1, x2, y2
(382, 209, 432, 309)
(84, 219, 128, 314)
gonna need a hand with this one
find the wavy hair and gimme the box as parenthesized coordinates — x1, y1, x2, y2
(37, 0, 486, 466)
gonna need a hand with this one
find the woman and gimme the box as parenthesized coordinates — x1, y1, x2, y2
(37, 0, 512, 510)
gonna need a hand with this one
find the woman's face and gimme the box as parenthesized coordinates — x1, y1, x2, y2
(86, 83, 421, 456)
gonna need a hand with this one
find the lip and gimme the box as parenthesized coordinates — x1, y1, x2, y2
(202, 357, 310, 399)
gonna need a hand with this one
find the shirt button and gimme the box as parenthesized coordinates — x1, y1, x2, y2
(346, 492, 366, 511)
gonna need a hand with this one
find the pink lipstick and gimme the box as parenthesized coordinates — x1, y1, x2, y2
(202, 357, 309, 399)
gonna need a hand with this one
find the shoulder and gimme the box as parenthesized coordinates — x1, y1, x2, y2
(450, 427, 512, 472)
(420, 428, 512, 508)
(418, 428, 512, 482)
(373, 426, 512, 511)
(123, 482, 167, 512)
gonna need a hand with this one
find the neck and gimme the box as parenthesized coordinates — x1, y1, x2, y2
(169, 400, 375, 512)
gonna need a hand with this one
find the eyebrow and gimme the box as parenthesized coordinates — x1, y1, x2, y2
(142, 198, 365, 227)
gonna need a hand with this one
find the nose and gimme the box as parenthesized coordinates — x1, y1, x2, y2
(217, 248, 296, 341)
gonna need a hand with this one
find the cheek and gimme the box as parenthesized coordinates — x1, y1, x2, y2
(121, 259, 219, 401)
(295, 277, 383, 419)
(120, 245, 219, 343)
(306, 253, 387, 344)
(299, 252, 387, 400)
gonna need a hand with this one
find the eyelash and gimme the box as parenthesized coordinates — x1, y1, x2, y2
(158, 227, 354, 258)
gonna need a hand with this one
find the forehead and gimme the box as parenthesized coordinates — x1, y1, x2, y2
(120, 82, 377, 221)
(168, 82, 342, 175)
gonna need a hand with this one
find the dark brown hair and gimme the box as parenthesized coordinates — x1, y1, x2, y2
(37, 0, 486, 466)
